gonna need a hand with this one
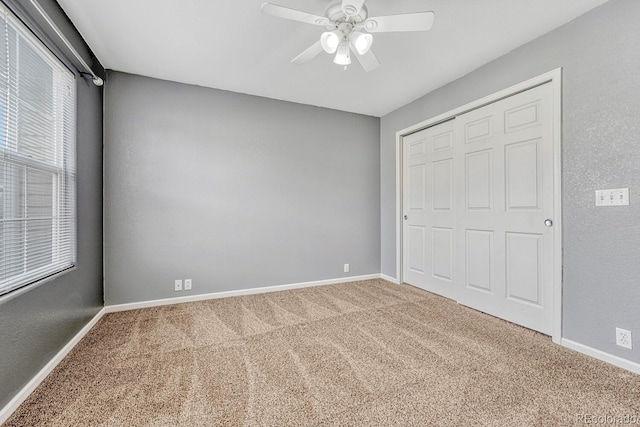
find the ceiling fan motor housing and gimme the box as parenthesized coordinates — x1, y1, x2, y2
(325, 1, 368, 26)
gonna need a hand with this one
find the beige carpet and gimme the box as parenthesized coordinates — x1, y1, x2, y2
(4, 279, 639, 426)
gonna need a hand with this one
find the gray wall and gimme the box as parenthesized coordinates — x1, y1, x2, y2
(104, 72, 380, 305)
(381, 0, 640, 363)
(0, 0, 104, 410)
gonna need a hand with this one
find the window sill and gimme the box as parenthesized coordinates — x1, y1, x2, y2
(0, 265, 77, 305)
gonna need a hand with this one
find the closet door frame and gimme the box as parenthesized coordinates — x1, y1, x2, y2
(395, 68, 563, 343)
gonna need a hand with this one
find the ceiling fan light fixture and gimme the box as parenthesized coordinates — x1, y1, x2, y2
(333, 41, 351, 65)
(350, 31, 373, 55)
(259, 1, 435, 71)
(320, 31, 341, 54)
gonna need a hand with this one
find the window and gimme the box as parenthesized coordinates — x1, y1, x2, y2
(0, 3, 76, 296)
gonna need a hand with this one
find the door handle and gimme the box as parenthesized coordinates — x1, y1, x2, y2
(404, 215, 408, 220)
(544, 219, 553, 227)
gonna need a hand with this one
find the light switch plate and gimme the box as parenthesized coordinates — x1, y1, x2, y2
(595, 188, 629, 206)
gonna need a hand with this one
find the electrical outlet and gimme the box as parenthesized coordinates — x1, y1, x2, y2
(344, 264, 350, 273)
(184, 279, 192, 290)
(174, 279, 183, 292)
(616, 328, 632, 350)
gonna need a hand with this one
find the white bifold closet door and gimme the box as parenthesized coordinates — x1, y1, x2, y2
(402, 82, 555, 335)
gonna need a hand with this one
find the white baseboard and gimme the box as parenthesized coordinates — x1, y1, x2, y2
(380, 274, 400, 284)
(561, 338, 640, 375)
(0, 307, 106, 425)
(105, 274, 383, 313)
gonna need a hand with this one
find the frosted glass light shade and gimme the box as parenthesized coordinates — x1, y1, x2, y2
(350, 31, 373, 55)
(321, 31, 341, 54)
(333, 41, 351, 65)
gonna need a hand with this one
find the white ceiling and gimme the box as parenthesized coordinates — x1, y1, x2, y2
(57, 0, 609, 117)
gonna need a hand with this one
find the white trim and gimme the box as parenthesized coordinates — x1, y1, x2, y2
(105, 274, 382, 313)
(0, 307, 106, 426)
(395, 132, 403, 282)
(562, 339, 640, 375)
(381, 274, 400, 284)
(550, 70, 563, 344)
(395, 68, 563, 343)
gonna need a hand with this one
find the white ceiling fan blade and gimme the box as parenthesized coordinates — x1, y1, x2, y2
(291, 41, 324, 64)
(364, 11, 435, 33)
(350, 44, 380, 72)
(261, 3, 330, 26)
(341, 0, 365, 17)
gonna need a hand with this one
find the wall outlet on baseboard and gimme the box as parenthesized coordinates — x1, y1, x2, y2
(184, 279, 192, 290)
(616, 328, 632, 350)
(174, 279, 183, 292)
(344, 264, 350, 273)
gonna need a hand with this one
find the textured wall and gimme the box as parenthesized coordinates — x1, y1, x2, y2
(104, 72, 380, 305)
(0, 0, 104, 410)
(380, 0, 640, 363)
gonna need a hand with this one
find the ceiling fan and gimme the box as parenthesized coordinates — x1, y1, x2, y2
(260, 0, 435, 72)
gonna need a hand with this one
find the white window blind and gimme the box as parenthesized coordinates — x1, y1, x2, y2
(0, 3, 76, 296)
